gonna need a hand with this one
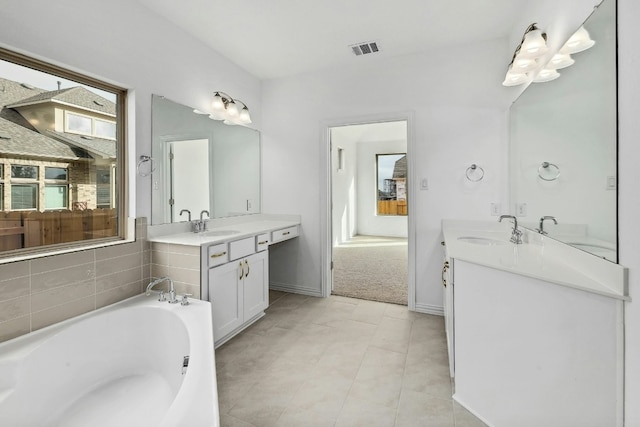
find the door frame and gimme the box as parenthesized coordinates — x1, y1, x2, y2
(320, 111, 416, 310)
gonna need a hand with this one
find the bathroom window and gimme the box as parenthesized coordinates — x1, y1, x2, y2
(376, 153, 407, 216)
(0, 47, 127, 257)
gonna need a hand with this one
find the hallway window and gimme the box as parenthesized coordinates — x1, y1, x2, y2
(376, 153, 407, 216)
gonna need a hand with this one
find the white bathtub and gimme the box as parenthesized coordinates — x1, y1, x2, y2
(0, 294, 219, 427)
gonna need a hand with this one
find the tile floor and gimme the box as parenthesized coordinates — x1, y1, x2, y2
(215, 290, 487, 427)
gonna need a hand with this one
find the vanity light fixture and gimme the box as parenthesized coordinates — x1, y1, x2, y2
(209, 91, 252, 125)
(502, 23, 548, 86)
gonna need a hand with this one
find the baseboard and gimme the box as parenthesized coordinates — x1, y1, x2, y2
(414, 302, 444, 316)
(269, 281, 323, 298)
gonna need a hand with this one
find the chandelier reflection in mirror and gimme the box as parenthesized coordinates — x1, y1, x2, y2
(502, 23, 595, 87)
(209, 91, 252, 125)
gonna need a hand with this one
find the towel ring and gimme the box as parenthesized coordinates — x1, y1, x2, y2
(465, 164, 484, 182)
(538, 162, 560, 181)
(137, 155, 156, 177)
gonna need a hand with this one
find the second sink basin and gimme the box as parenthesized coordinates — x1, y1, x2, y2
(457, 236, 507, 246)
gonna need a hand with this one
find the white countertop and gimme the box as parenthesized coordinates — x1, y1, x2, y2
(147, 214, 300, 246)
(442, 220, 629, 301)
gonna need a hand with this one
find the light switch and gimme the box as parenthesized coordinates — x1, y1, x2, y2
(420, 178, 428, 190)
(490, 203, 501, 216)
(515, 203, 527, 217)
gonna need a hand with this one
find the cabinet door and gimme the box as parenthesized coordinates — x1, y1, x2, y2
(209, 260, 244, 342)
(243, 250, 269, 321)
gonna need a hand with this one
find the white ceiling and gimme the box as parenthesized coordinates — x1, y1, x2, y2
(136, 0, 529, 80)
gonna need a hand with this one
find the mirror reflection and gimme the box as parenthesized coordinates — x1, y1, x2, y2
(151, 95, 260, 225)
(509, 0, 617, 261)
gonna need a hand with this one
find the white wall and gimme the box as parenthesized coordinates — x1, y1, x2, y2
(331, 134, 357, 245)
(618, 0, 640, 424)
(0, 0, 262, 223)
(356, 140, 408, 238)
(263, 38, 511, 309)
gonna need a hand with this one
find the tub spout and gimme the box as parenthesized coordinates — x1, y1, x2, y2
(145, 277, 175, 300)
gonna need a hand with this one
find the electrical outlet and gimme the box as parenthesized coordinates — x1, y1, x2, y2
(490, 203, 501, 216)
(515, 203, 527, 217)
(606, 176, 616, 190)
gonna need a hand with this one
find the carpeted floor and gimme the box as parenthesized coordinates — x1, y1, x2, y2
(331, 235, 408, 305)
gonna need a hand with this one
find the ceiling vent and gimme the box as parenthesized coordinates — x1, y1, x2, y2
(349, 41, 380, 56)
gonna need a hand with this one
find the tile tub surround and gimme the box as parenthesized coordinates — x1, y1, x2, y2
(150, 242, 201, 298)
(216, 291, 487, 427)
(0, 217, 151, 343)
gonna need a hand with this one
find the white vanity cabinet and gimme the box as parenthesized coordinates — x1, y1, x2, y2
(208, 235, 270, 347)
(148, 216, 301, 348)
(208, 249, 268, 345)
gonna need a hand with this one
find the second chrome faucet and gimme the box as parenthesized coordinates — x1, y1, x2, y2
(499, 214, 523, 244)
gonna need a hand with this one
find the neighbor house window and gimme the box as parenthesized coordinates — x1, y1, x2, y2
(66, 112, 92, 135)
(95, 119, 116, 139)
(11, 184, 38, 210)
(44, 167, 68, 210)
(0, 46, 127, 257)
(376, 153, 407, 216)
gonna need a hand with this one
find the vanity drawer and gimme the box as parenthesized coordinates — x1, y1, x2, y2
(256, 233, 270, 252)
(207, 243, 229, 267)
(229, 237, 256, 261)
(272, 226, 299, 243)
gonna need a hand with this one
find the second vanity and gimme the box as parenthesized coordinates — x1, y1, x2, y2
(442, 219, 628, 427)
(148, 214, 300, 347)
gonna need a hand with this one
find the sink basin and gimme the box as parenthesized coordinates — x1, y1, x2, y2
(200, 230, 241, 237)
(457, 236, 507, 246)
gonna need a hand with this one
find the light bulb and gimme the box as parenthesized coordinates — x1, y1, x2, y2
(560, 26, 595, 54)
(512, 56, 538, 73)
(211, 92, 225, 111)
(502, 65, 530, 86)
(549, 53, 575, 69)
(520, 29, 548, 59)
(226, 100, 239, 116)
(533, 68, 560, 83)
(239, 107, 252, 124)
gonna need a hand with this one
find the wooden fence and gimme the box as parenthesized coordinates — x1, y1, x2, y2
(0, 209, 117, 251)
(377, 200, 407, 216)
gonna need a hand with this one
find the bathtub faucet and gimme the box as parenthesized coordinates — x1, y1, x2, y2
(145, 277, 178, 304)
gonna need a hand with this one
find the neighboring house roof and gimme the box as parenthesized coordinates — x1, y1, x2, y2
(0, 117, 81, 160)
(47, 130, 116, 159)
(6, 86, 116, 117)
(0, 77, 117, 161)
(392, 155, 407, 179)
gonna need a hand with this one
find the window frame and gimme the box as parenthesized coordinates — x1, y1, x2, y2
(0, 46, 129, 261)
(375, 152, 408, 217)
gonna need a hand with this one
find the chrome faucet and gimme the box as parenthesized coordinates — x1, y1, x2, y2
(537, 216, 558, 235)
(179, 209, 191, 221)
(499, 215, 523, 244)
(192, 210, 210, 233)
(145, 276, 178, 304)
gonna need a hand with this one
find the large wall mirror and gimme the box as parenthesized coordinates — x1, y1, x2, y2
(509, 0, 617, 261)
(151, 95, 260, 225)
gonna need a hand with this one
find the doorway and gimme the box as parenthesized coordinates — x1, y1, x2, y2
(329, 120, 409, 305)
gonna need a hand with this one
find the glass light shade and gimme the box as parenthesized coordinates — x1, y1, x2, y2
(239, 107, 252, 124)
(549, 53, 575, 69)
(502, 65, 530, 86)
(533, 68, 560, 83)
(512, 56, 538, 73)
(226, 100, 239, 116)
(211, 93, 225, 111)
(560, 26, 595, 54)
(519, 29, 548, 58)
